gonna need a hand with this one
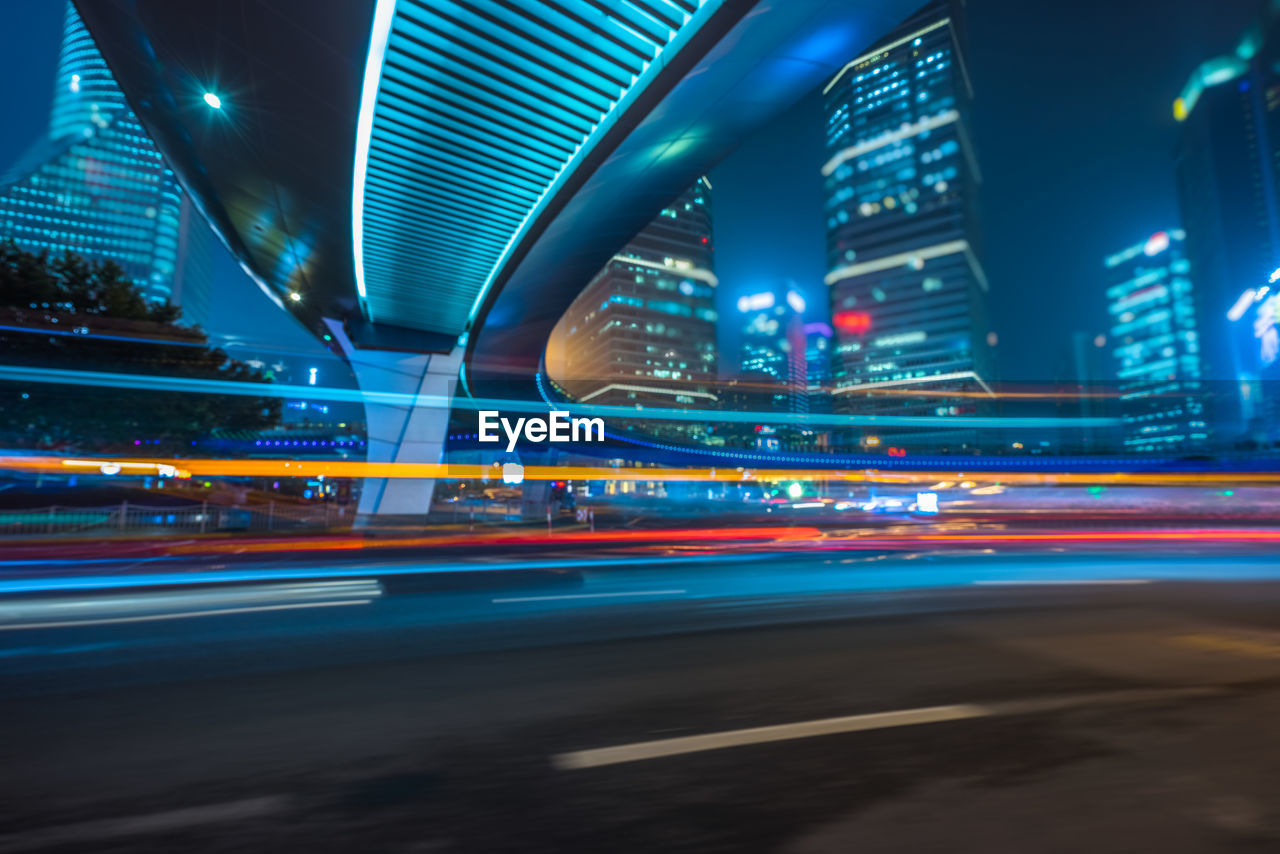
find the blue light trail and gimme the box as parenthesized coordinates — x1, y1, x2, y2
(0, 363, 1120, 431)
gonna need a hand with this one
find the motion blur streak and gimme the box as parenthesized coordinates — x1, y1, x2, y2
(4, 455, 1280, 487)
(5, 529, 1280, 605)
(178, 525, 823, 554)
(916, 530, 1280, 543)
(0, 580, 382, 630)
(0, 552, 783, 596)
(160, 526, 1280, 560)
(0, 364, 1116, 429)
(0, 600, 374, 631)
(4, 526, 1280, 568)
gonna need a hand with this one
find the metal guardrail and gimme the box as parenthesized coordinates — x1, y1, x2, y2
(0, 501, 351, 537)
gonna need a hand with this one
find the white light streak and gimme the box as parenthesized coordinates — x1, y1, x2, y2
(493, 590, 685, 603)
(0, 600, 374, 631)
(352, 0, 399, 302)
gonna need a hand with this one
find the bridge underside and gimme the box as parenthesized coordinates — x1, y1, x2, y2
(77, 0, 923, 517)
(462, 0, 925, 399)
(356, 0, 730, 338)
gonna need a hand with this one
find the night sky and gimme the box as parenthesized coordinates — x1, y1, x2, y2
(0, 0, 1267, 381)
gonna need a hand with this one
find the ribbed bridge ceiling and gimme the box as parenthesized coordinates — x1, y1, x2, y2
(356, 0, 716, 338)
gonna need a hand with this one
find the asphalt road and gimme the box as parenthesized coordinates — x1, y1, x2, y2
(3, 549, 1280, 852)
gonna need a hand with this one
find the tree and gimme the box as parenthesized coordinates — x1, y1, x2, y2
(0, 241, 281, 453)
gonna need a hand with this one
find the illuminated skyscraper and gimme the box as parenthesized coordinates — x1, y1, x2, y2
(822, 0, 992, 449)
(1105, 229, 1207, 453)
(549, 180, 718, 413)
(737, 285, 807, 413)
(1174, 5, 1280, 439)
(0, 3, 211, 326)
(804, 321, 834, 414)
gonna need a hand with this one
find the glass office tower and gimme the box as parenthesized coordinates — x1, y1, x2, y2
(822, 0, 992, 451)
(1105, 229, 1208, 453)
(1174, 4, 1280, 441)
(0, 3, 210, 326)
(549, 180, 718, 415)
(738, 285, 808, 414)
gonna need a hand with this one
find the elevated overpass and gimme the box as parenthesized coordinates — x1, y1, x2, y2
(76, 0, 924, 517)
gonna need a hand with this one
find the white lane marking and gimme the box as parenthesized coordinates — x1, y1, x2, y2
(0, 796, 286, 853)
(556, 705, 986, 769)
(553, 687, 1218, 770)
(971, 579, 1151, 586)
(493, 589, 686, 604)
(0, 599, 373, 631)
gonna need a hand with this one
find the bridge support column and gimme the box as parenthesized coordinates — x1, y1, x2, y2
(326, 321, 461, 527)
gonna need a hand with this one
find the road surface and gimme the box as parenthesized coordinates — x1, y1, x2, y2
(2, 548, 1280, 851)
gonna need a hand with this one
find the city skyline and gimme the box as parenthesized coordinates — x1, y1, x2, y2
(711, 0, 1263, 382)
(4, 9, 1280, 843)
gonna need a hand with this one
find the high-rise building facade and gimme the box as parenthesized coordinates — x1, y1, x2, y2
(549, 180, 718, 413)
(737, 285, 808, 413)
(804, 321, 834, 414)
(1173, 4, 1280, 440)
(822, 0, 992, 449)
(1105, 229, 1208, 453)
(0, 3, 211, 326)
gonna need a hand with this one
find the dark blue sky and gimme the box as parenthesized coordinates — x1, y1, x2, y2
(0, 1, 63, 171)
(1, 0, 1267, 380)
(711, 88, 827, 366)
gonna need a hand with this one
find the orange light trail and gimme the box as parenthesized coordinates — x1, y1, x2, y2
(1, 454, 1280, 487)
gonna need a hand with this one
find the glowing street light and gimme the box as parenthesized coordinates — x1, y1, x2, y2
(203, 92, 222, 109)
(288, 291, 302, 302)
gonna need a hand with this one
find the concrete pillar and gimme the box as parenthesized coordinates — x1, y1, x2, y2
(520, 479, 551, 522)
(325, 320, 461, 526)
